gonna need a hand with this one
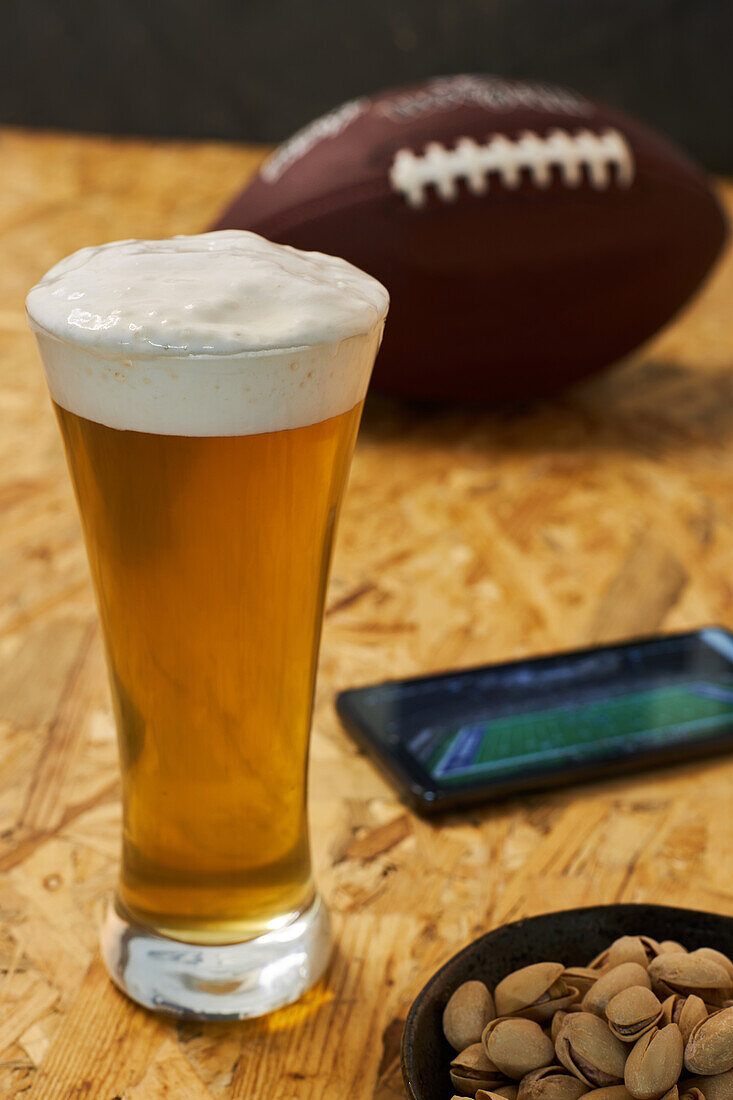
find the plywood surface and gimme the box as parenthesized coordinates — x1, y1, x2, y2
(1, 128, 733, 1098)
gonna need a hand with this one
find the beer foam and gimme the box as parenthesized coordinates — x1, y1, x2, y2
(26, 231, 389, 436)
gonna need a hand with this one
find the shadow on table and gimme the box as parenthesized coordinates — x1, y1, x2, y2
(359, 358, 733, 460)
(426, 745, 733, 832)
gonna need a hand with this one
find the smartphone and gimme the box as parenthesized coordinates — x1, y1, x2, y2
(336, 627, 733, 815)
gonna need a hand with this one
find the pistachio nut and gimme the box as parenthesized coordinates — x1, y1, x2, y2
(565, 968, 602, 998)
(657, 943, 687, 956)
(450, 1044, 505, 1096)
(517, 1065, 590, 1100)
(689, 948, 733, 983)
(483, 1017, 555, 1079)
(683, 1006, 733, 1076)
(495, 963, 578, 1022)
(660, 995, 676, 1025)
(680, 1070, 733, 1100)
(581, 1090, 632, 1099)
(606, 986, 663, 1043)
(590, 938, 659, 972)
(582, 964, 652, 1017)
(648, 954, 732, 1003)
(608, 938, 659, 971)
(660, 995, 707, 1043)
(444, 981, 496, 1051)
(555, 1012, 627, 1088)
(624, 1024, 683, 1100)
(677, 1091, 704, 1100)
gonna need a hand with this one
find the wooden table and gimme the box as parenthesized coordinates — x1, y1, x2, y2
(2, 128, 733, 1099)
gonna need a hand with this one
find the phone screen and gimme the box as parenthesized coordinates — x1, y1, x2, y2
(336, 628, 733, 811)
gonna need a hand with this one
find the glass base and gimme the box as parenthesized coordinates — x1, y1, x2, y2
(101, 893, 332, 1020)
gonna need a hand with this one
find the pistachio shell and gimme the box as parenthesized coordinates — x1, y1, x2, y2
(689, 949, 733, 983)
(680, 1071, 733, 1100)
(678, 1091, 705, 1100)
(659, 1090, 678, 1100)
(660, 995, 707, 1042)
(590, 939, 659, 972)
(450, 1068, 483, 1095)
(657, 943, 687, 956)
(450, 1043, 504, 1096)
(485, 1018, 555, 1080)
(583, 965, 652, 1018)
(605, 938, 656, 971)
(678, 995, 709, 1043)
(452, 1043, 493, 1070)
(683, 1006, 733, 1076)
(483, 1017, 506, 1043)
(582, 1091, 633, 1100)
(624, 1024, 683, 1100)
(556, 1013, 627, 1088)
(660, 996, 677, 1025)
(606, 987, 663, 1042)
(476, 1091, 519, 1100)
(565, 968, 602, 997)
(495, 963, 567, 1020)
(552, 1012, 569, 1044)
(517, 1065, 590, 1100)
(548, 987, 582, 1021)
(444, 981, 497, 1051)
(700, 989, 733, 1011)
(648, 954, 732, 999)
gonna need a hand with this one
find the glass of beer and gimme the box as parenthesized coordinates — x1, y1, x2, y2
(26, 231, 388, 1018)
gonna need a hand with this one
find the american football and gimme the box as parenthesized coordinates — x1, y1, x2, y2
(214, 74, 728, 404)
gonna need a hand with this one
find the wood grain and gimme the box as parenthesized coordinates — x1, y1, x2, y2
(1, 127, 733, 1097)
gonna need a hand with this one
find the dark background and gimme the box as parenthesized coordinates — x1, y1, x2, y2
(7, 0, 731, 170)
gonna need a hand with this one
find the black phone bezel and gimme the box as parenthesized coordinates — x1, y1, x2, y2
(335, 627, 733, 815)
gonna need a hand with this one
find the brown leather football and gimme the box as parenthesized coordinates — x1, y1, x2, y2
(213, 74, 728, 404)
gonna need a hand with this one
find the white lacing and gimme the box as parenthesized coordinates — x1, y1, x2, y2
(389, 128, 635, 207)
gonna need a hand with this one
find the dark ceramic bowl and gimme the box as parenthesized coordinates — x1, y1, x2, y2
(402, 903, 733, 1100)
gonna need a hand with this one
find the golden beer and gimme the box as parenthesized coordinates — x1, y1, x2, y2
(55, 401, 362, 944)
(27, 230, 388, 1016)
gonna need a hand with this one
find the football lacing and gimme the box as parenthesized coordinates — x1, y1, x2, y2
(389, 128, 635, 206)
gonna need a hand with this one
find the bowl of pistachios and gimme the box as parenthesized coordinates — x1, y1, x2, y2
(401, 903, 733, 1100)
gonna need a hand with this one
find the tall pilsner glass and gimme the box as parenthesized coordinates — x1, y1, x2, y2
(26, 231, 388, 1018)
